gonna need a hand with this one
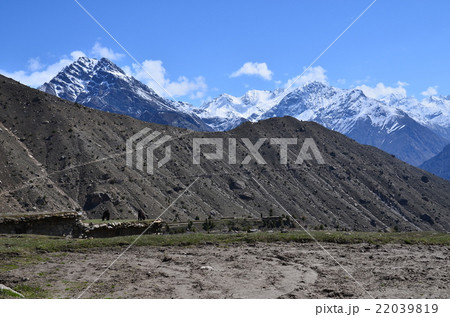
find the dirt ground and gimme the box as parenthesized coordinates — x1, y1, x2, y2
(1, 242, 449, 299)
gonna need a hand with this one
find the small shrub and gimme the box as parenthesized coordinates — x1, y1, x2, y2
(421, 176, 429, 183)
(202, 217, 215, 232)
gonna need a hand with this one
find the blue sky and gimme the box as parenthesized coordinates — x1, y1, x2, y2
(1, 0, 449, 105)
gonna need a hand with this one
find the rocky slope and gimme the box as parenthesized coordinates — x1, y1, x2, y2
(39, 57, 211, 131)
(1, 74, 450, 232)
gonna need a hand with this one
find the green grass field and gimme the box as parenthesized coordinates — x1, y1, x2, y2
(1, 231, 449, 256)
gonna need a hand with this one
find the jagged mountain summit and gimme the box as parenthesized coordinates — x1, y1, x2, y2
(197, 82, 449, 166)
(193, 89, 283, 131)
(39, 57, 212, 131)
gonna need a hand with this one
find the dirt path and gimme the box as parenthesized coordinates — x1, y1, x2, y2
(1, 242, 449, 298)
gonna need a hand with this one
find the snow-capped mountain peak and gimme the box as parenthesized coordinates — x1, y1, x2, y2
(94, 57, 131, 80)
(195, 87, 284, 130)
(39, 57, 212, 131)
(263, 82, 406, 135)
(39, 56, 99, 102)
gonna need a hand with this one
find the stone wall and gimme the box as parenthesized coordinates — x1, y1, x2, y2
(0, 212, 163, 238)
(0, 212, 82, 236)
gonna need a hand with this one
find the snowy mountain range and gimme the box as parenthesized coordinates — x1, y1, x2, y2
(39, 57, 449, 167)
(384, 94, 450, 141)
(192, 89, 283, 131)
(199, 82, 450, 140)
(39, 57, 211, 131)
(197, 82, 449, 166)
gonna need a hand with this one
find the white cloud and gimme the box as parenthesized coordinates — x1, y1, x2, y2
(131, 60, 207, 99)
(0, 51, 86, 87)
(70, 50, 86, 60)
(355, 81, 408, 100)
(0, 45, 206, 99)
(284, 66, 328, 88)
(91, 42, 124, 61)
(27, 58, 44, 71)
(421, 86, 438, 97)
(230, 62, 273, 80)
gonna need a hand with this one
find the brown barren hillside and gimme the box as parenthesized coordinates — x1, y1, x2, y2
(0, 74, 449, 231)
